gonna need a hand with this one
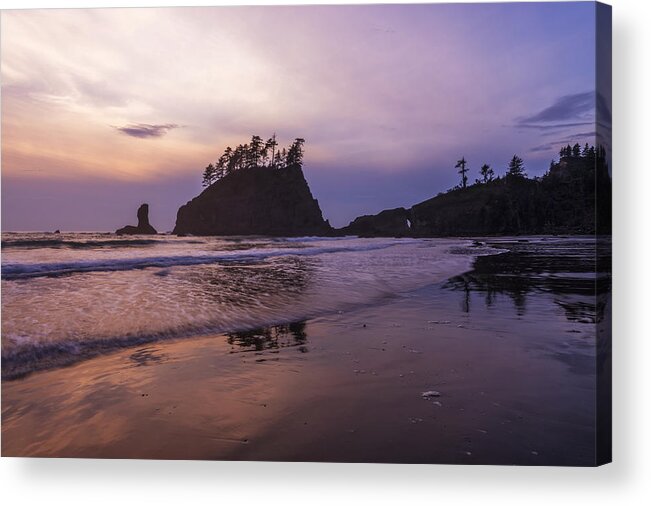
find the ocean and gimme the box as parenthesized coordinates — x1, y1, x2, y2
(1, 233, 501, 379)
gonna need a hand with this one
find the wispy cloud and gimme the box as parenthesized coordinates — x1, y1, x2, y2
(528, 131, 598, 154)
(560, 131, 597, 141)
(115, 123, 179, 139)
(523, 91, 594, 123)
(516, 91, 595, 130)
(517, 121, 594, 131)
(528, 144, 556, 153)
(518, 91, 601, 160)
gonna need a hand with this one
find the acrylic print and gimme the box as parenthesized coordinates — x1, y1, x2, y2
(1, 2, 611, 465)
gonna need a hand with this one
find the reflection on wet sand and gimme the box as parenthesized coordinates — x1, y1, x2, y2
(1, 325, 314, 459)
(129, 347, 169, 367)
(227, 321, 308, 353)
(445, 238, 611, 324)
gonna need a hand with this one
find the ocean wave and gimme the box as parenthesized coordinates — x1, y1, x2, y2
(1, 237, 509, 379)
(1, 240, 406, 280)
(273, 235, 357, 243)
(0, 308, 347, 380)
(1, 328, 193, 380)
(1, 238, 203, 249)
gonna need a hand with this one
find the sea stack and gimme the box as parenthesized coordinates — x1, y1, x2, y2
(173, 164, 331, 236)
(116, 203, 158, 235)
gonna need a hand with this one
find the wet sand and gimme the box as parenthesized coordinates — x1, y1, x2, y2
(1, 238, 607, 465)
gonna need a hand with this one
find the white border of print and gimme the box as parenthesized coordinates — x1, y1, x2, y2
(1, 1, 649, 505)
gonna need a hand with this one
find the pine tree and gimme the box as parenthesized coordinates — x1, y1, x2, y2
(266, 134, 278, 169)
(202, 163, 216, 187)
(560, 144, 572, 159)
(199, 134, 307, 185)
(215, 153, 229, 180)
(455, 157, 468, 188)
(506, 155, 526, 179)
(572, 143, 581, 158)
(232, 144, 246, 171)
(273, 151, 283, 169)
(286, 138, 305, 167)
(277, 148, 287, 169)
(223, 146, 234, 176)
(249, 135, 264, 167)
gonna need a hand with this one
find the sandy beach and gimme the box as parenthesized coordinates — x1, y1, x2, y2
(2, 237, 607, 465)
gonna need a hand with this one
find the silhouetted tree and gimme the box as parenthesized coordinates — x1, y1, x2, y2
(506, 155, 526, 179)
(455, 157, 468, 188)
(222, 146, 234, 176)
(572, 143, 581, 158)
(260, 142, 270, 167)
(588, 145, 596, 158)
(202, 163, 216, 187)
(200, 134, 306, 184)
(479, 163, 494, 183)
(275, 148, 287, 169)
(560, 144, 573, 159)
(232, 144, 246, 171)
(249, 135, 264, 167)
(215, 152, 229, 180)
(266, 134, 278, 169)
(286, 138, 305, 167)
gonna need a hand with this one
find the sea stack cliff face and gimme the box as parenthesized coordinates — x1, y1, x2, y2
(173, 164, 331, 236)
(116, 203, 157, 235)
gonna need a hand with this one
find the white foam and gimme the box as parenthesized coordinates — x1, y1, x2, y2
(1, 239, 412, 280)
(1, 235, 500, 377)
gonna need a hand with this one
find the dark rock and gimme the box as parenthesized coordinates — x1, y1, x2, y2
(53, 229, 60, 234)
(173, 164, 331, 236)
(116, 203, 157, 235)
(338, 207, 410, 237)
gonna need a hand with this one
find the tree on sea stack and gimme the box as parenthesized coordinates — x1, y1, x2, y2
(286, 138, 305, 167)
(199, 135, 307, 188)
(275, 148, 287, 169)
(266, 134, 278, 169)
(202, 163, 216, 187)
(506, 155, 526, 179)
(249, 135, 264, 167)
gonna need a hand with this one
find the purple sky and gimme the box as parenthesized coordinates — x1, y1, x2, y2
(1, 3, 602, 231)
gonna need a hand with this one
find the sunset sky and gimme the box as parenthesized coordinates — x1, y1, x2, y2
(1, 3, 603, 230)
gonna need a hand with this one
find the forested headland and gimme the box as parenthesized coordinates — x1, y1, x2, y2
(341, 142, 612, 237)
(191, 136, 611, 237)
